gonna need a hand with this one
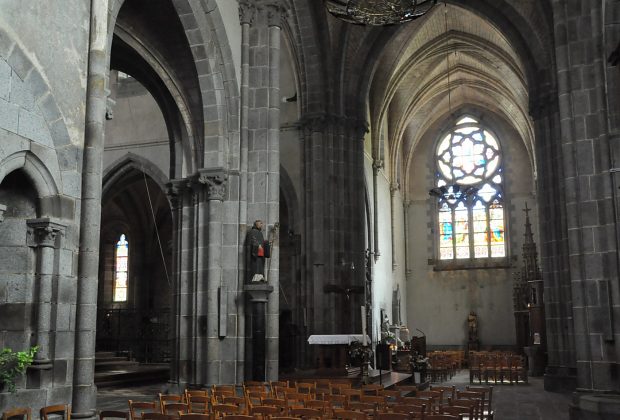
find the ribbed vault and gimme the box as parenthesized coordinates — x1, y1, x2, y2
(366, 4, 539, 191)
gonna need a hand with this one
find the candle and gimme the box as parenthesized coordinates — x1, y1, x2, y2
(361, 306, 367, 346)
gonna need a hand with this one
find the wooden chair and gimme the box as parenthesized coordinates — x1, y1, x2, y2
(341, 389, 362, 403)
(417, 391, 442, 413)
(220, 416, 254, 420)
(360, 395, 388, 412)
(128, 401, 158, 420)
(325, 394, 348, 412)
(442, 405, 472, 419)
(141, 415, 176, 420)
(510, 355, 528, 384)
(448, 398, 479, 420)
(158, 394, 184, 413)
(332, 409, 368, 420)
(346, 402, 375, 417)
(375, 414, 410, 420)
(245, 391, 265, 409)
(270, 417, 298, 420)
(361, 384, 383, 396)
(212, 390, 236, 405)
(391, 403, 427, 416)
(270, 381, 289, 395)
(296, 382, 317, 398)
(2, 408, 31, 420)
(223, 396, 248, 414)
(304, 399, 330, 416)
(260, 397, 288, 414)
(425, 415, 459, 420)
(178, 415, 209, 420)
(289, 407, 323, 419)
(393, 385, 417, 398)
(161, 403, 189, 417)
(185, 389, 209, 400)
(249, 405, 281, 419)
(455, 390, 484, 416)
(186, 396, 210, 414)
(466, 386, 493, 419)
(212, 404, 240, 419)
(430, 386, 455, 406)
(99, 411, 129, 420)
(331, 383, 353, 395)
(40, 405, 70, 420)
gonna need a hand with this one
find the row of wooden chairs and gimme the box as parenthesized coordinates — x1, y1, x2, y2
(2, 404, 70, 420)
(469, 352, 527, 384)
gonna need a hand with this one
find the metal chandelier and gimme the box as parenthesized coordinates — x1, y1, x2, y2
(324, 0, 437, 26)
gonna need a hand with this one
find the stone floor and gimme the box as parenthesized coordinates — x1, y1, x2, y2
(96, 371, 573, 419)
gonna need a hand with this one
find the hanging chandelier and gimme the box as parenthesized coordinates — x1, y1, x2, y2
(324, 0, 437, 26)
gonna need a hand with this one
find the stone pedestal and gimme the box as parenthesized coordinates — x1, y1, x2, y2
(524, 345, 546, 377)
(570, 394, 620, 420)
(244, 283, 274, 381)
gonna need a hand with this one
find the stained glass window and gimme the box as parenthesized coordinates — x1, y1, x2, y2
(435, 117, 506, 261)
(114, 234, 129, 302)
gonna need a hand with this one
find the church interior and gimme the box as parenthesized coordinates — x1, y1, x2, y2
(1, 0, 620, 419)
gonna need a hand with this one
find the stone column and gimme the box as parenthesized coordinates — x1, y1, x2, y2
(530, 89, 576, 392)
(166, 178, 189, 389)
(27, 218, 65, 386)
(73, 0, 109, 417)
(243, 0, 284, 381)
(552, 0, 620, 405)
(244, 283, 274, 381)
(198, 169, 227, 385)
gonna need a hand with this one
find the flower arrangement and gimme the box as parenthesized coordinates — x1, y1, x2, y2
(348, 341, 373, 367)
(409, 353, 431, 371)
(0, 346, 38, 392)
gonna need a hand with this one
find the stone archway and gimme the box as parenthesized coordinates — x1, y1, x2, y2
(96, 166, 173, 379)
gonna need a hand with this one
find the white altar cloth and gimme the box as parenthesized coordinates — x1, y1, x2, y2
(307, 334, 371, 345)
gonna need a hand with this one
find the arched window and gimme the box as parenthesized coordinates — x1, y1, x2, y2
(113, 234, 129, 302)
(434, 116, 506, 261)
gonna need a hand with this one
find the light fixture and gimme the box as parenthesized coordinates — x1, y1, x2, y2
(324, 0, 437, 26)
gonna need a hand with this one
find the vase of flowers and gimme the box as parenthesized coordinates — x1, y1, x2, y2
(0, 346, 38, 392)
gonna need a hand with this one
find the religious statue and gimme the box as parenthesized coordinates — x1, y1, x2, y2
(245, 220, 271, 283)
(468, 311, 478, 342)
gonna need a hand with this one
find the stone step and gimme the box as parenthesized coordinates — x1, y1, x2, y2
(95, 360, 140, 372)
(96, 356, 132, 364)
(94, 364, 169, 387)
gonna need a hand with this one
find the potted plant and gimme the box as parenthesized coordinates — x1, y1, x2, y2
(0, 346, 38, 392)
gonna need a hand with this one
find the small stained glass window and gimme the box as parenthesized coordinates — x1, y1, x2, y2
(435, 116, 506, 261)
(114, 234, 129, 302)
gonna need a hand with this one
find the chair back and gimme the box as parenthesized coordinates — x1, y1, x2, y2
(40, 405, 71, 420)
(187, 396, 209, 414)
(99, 411, 129, 420)
(2, 408, 31, 420)
(128, 401, 158, 420)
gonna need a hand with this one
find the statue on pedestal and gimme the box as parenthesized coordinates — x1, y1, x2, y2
(245, 220, 271, 283)
(468, 311, 478, 342)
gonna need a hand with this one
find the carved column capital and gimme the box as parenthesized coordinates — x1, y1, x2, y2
(27, 218, 65, 248)
(0, 204, 6, 223)
(167, 178, 190, 209)
(197, 169, 228, 201)
(372, 159, 384, 172)
(390, 182, 400, 196)
(239, 0, 257, 25)
(265, 2, 286, 28)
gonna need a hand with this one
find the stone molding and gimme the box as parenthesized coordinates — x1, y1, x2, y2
(197, 168, 228, 201)
(0, 203, 6, 222)
(26, 218, 65, 248)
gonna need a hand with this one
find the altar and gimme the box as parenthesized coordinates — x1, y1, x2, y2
(308, 334, 370, 375)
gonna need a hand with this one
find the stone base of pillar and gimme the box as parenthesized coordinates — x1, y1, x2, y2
(544, 366, 577, 392)
(27, 363, 53, 389)
(570, 394, 620, 420)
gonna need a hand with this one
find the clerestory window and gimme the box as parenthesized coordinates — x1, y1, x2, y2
(433, 116, 506, 261)
(113, 234, 129, 302)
